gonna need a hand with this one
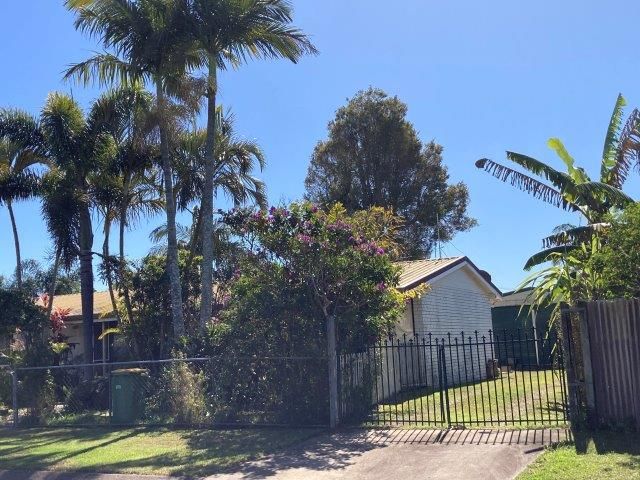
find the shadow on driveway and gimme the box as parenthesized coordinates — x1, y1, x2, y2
(206, 428, 570, 480)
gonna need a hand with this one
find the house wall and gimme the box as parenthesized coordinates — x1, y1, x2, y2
(397, 265, 497, 388)
(62, 319, 118, 363)
(414, 266, 495, 337)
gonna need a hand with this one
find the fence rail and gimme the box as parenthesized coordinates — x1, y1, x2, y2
(1, 328, 573, 431)
(338, 330, 568, 429)
(2, 356, 328, 428)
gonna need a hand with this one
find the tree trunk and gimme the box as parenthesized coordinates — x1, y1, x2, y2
(199, 63, 217, 330)
(103, 217, 119, 320)
(157, 82, 185, 338)
(79, 204, 94, 376)
(118, 172, 135, 324)
(46, 245, 62, 319)
(185, 207, 202, 272)
(7, 201, 22, 289)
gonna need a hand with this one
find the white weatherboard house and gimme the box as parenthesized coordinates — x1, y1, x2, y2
(369, 257, 503, 399)
(395, 256, 502, 337)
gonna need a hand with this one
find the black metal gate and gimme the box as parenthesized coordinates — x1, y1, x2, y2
(338, 329, 568, 428)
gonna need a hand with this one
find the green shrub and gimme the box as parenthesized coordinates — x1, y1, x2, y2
(149, 361, 207, 425)
(18, 370, 55, 425)
(64, 377, 109, 413)
(0, 371, 11, 408)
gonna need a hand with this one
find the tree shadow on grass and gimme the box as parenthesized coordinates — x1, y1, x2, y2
(91, 428, 381, 479)
(0, 428, 145, 474)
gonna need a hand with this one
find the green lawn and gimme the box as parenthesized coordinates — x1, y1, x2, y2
(372, 370, 567, 428)
(518, 431, 640, 479)
(0, 427, 321, 477)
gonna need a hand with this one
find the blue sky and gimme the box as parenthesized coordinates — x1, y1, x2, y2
(2, 0, 640, 292)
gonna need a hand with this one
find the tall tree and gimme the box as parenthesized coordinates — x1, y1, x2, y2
(187, 0, 317, 329)
(66, 0, 201, 338)
(305, 88, 476, 258)
(476, 93, 638, 269)
(89, 86, 162, 321)
(39, 92, 114, 368)
(172, 106, 268, 261)
(0, 110, 47, 289)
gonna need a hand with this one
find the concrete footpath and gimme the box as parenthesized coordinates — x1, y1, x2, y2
(0, 428, 569, 480)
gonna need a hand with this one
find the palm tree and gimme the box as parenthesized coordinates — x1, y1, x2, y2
(0, 110, 47, 289)
(66, 0, 202, 338)
(187, 0, 317, 329)
(173, 107, 268, 263)
(40, 168, 82, 318)
(39, 92, 118, 369)
(476, 94, 639, 269)
(88, 86, 163, 321)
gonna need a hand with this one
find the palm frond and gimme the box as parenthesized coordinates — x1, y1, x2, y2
(475, 158, 578, 211)
(547, 138, 590, 183)
(524, 246, 578, 270)
(541, 223, 610, 248)
(0, 109, 47, 156)
(64, 53, 143, 87)
(0, 170, 41, 205)
(607, 108, 640, 188)
(505, 151, 576, 191)
(601, 93, 627, 181)
(573, 181, 634, 212)
(192, 0, 318, 70)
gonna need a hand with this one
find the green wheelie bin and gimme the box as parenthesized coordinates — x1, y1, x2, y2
(110, 368, 149, 424)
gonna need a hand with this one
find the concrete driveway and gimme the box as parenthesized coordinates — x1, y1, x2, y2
(206, 428, 568, 480)
(0, 429, 568, 480)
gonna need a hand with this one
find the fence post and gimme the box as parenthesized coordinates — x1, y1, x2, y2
(577, 303, 596, 425)
(560, 307, 580, 425)
(11, 369, 18, 429)
(327, 314, 339, 429)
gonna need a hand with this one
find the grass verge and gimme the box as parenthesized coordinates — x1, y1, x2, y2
(0, 426, 321, 477)
(518, 430, 640, 479)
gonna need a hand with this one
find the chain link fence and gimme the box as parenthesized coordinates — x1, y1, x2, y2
(6, 356, 329, 428)
(0, 366, 13, 427)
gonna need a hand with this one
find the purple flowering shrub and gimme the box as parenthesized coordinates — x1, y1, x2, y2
(221, 202, 406, 349)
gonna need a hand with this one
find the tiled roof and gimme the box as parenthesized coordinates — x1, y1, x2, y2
(36, 291, 118, 319)
(396, 257, 464, 290)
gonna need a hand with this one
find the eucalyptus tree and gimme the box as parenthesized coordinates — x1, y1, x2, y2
(0, 110, 47, 289)
(476, 94, 639, 269)
(186, 0, 317, 329)
(66, 0, 202, 337)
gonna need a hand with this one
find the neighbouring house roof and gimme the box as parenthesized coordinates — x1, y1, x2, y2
(395, 256, 502, 297)
(36, 291, 118, 321)
(493, 288, 535, 308)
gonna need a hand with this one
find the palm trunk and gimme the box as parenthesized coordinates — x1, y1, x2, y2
(103, 217, 119, 320)
(118, 173, 135, 323)
(79, 204, 94, 376)
(157, 82, 185, 338)
(47, 245, 62, 319)
(185, 207, 202, 272)
(7, 201, 22, 289)
(199, 63, 217, 330)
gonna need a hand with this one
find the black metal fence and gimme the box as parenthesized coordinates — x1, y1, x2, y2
(338, 329, 568, 428)
(3, 356, 328, 428)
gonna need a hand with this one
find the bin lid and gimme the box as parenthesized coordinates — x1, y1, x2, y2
(111, 368, 149, 376)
